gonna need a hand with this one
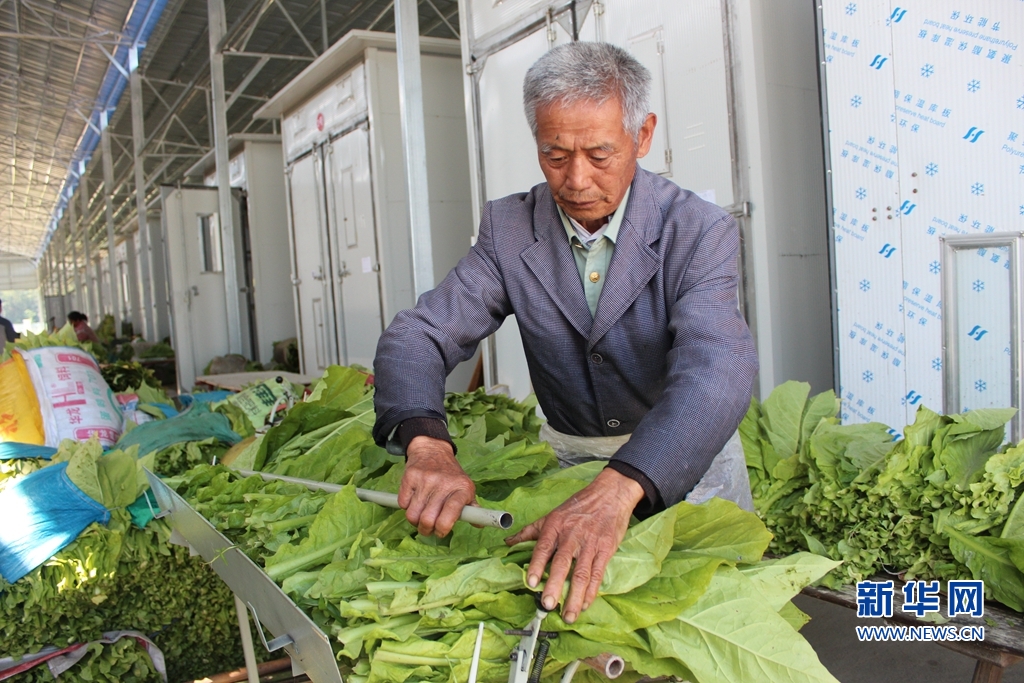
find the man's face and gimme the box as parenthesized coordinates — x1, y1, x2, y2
(535, 97, 655, 231)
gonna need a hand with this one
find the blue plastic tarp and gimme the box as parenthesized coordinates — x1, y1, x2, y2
(0, 462, 110, 583)
(0, 443, 58, 461)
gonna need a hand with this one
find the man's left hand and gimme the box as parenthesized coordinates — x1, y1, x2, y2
(504, 467, 645, 623)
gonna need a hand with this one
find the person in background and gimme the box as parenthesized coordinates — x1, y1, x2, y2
(0, 299, 19, 343)
(68, 311, 101, 345)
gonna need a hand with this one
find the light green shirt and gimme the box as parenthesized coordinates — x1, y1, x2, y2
(556, 186, 631, 317)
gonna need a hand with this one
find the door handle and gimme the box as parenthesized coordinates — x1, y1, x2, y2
(339, 262, 351, 279)
(312, 267, 325, 281)
(190, 285, 200, 297)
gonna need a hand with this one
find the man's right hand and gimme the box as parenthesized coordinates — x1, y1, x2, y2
(398, 436, 476, 537)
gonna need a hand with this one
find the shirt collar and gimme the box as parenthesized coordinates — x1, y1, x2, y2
(557, 185, 631, 248)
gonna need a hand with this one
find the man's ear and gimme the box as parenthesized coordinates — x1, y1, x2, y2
(634, 113, 657, 159)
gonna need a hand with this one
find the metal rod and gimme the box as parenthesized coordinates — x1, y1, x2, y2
(233, 595, 261, 683)
(394, 0, 434, 299)
(236, 470, 515, 530)
(129, 46, 154, 340)
(208, 0, 244, 355)
(223, 49, 314, 61)
(582, 654, 624, 679)
(100, 111, 121, 333)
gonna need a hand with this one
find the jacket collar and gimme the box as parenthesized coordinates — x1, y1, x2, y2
(520, 167, 661, 346)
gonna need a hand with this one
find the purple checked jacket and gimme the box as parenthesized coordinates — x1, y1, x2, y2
(372, 166, 758, 507)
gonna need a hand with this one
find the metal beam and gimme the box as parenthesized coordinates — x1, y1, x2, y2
(273, 0, 318, 58)
(0, 32, 130, 44)
(100, 110, 121, 332)
(223, 49, 314, 61)
(209, 0, 244, 354)
(394, 0, 434, 298)
(225, 55, 269, 110)
(130, 46, 154, 340)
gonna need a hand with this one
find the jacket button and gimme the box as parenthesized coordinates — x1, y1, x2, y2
(590, 353, 603, 364)
(607, 419, 620, 428)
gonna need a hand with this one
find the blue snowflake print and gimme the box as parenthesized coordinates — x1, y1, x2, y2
(851, 95, 863, 108)
(921, 64, 934, 77)
(975, 380, 987, 392)
(859, 279, 871, 292)
(925, 163, 938, 176)
(932, 358, 942, 371)
(863, 371, 874, 383)
(1018, 95, 1024, 110)
(1020, 165, 1024, 175)
(856, 187, 867, 200)
(845, 2, 857, 15)
(1019, 205, 1024, 216)
(971, 182, 985, 196)
(929, 261, 941, 274)
(973, 279, 985, 292)
(967, 79, 981, 93)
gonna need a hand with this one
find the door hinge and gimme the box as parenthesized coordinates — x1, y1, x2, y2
(725, 201, 753, 218)
(664, 148, 673, 166)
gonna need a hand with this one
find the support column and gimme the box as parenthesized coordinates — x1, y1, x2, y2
(69, 196, 83, 313)
(208, 0, 243, 355)
(100, 111, 122, 333)
(129, 46, 154, 340)
(394, 0, 435, 298)
(80, 172, 96, 321)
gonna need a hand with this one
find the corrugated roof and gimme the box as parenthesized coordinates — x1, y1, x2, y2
(2, 0, 460, 262)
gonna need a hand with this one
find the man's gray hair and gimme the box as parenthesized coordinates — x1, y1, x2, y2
(523, 42, 651, 139)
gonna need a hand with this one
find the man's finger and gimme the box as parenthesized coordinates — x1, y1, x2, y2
(562, 547, 596, 624)
(524, 522, 556, 588)
(541, 543, 576, 612)
(433, 492, 468, 537)
(582, 548, 612, 611)
(397, 479, 415, 511)
(406, 488, 434, 532)
(505, 517, 544, 546)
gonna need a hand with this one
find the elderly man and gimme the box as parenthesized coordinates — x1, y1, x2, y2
(372, 42, 758, 624)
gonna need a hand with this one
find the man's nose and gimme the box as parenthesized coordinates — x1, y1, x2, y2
(564, 155, 592, 190)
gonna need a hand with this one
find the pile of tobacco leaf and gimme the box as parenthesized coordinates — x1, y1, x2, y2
(743, 381, 1024, 610)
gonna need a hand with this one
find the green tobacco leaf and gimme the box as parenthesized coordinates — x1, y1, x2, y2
(649, 566, 839, 683)
(738, 553, 841, 611)
(366, 537, 462, 582)
(545, 597, 652, 651)
(273, 425, 373, 482)
(779, 601, 811, 631)
(800, 390, 840, 452)
(415, 558, 524, 612)
(943, 527, 1024, 611)
(307, 365, 371, 410)
(949, 408, 1018, 432)
(64, 439, 105, 505)
(456, 438, 556, 484)
(264, 485, 390, 581)
(936, 428, 1008, 490)
(904, 405, 942, 448)
(449, 478, 589, 555)
(739, 396, 763, 472)
(672, 498, 772, 564)
(96, 449, 142, 509)
(761, 381, 811, 458)
(600, 506, 676, 595)
(602, 553, 724, 629)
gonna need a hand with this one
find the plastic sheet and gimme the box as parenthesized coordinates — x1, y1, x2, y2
(539, 423, 754, 511)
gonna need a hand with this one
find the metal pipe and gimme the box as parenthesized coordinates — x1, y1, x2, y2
(394, 0, 435, 299)
(233, 595, 260, 683)
(129, 46, 154, 340)
(208, 0, 244, 355)
(80, 172, 94, 320)
(236, 470, 515, 530)
(582, 653, 624, 679)
(100, 110, 122, 332)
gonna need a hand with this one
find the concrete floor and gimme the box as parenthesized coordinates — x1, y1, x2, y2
(794, 595, 1024, 683)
